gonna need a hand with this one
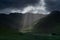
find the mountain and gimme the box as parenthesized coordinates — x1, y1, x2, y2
(33, 10, 60, 34)
(0, 13, 23, 32)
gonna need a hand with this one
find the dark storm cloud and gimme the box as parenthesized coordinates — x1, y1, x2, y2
(45, 0, 60, 11)
(0, 0, 39, 9)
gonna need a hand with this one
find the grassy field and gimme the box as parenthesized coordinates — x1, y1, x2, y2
(0, 28, 60, 40)
(0, 32, 60, 40)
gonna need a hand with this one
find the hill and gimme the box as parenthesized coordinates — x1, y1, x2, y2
(33, 11, 60, 34)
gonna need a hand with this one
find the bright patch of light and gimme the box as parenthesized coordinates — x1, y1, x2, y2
(21, 0, 49, 14)
(21, 6, 35, 13)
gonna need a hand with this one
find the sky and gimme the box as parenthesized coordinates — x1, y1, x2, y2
(0, 0, 60, 14)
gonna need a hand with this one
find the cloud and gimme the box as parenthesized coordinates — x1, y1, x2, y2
(20, 0, 49, 14)
(0, 0, 60, 14)
(10, 0, 49, 14)
(0, 0, 38, 9)
(45, 0, 60, 11)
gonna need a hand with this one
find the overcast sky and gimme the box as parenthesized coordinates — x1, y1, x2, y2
(0, 0, 60, 14)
